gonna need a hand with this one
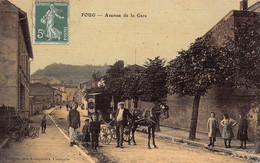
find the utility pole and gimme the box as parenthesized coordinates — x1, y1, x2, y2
(135, 49, 136, 65)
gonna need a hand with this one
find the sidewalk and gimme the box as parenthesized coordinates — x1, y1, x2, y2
(136, 126, 260, 161)
(0, 108, 95, 163)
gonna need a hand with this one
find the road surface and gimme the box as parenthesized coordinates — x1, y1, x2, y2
(52, 107, 252, 163)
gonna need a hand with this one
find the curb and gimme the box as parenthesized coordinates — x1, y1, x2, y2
(136, 128, 260, 162)
(48, 114, 97, 163)
(48, 107, 57, 115)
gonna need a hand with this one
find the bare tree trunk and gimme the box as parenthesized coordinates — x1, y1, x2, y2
(134, 98, 138, 108)
(255, 109, 260, 153)
(189, 94, 201, 140)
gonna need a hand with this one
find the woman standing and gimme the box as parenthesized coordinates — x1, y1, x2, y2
(237, 113, 248, 149)
(207, 112, 219, 147)
(220, 113, 237, 148)
(41, 4, 64, 41)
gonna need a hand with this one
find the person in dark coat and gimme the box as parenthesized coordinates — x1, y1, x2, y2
(237, 113, 248, 149)
(82, 119, 91, 146)
(66, 104, 69, 111)
(90, 113, 100, 152)
(114, 102, 133, 148)
(41, 114, 47, 133)
(68, 102, 80, 146)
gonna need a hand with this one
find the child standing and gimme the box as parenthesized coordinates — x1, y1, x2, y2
(90, 114, 100, 152)
(207, 112, 219, 147)
(237, 113, 248, 149)
(220, 113, 237, 148)
(82, 119, 91, 147)
(41, 114, 47, 133)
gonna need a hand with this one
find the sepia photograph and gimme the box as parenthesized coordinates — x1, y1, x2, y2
(0, 0, 259, 162)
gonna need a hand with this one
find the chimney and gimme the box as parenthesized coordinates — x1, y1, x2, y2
(240, 0, 248, 11)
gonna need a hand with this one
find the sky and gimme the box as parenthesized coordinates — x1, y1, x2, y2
(8, 0, 259, 73)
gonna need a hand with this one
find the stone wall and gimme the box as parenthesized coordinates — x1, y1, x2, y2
(127, 86, 257, 141)
(0, 2, 19, 110)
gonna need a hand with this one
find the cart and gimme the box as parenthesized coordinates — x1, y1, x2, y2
(99, 119, 132, 145)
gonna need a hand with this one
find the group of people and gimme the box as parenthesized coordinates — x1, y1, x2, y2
(207, 112, 248, 149)
(68, 101, 132, 152)
(81, 114, 101, 152)
(47, 101, 249, 151)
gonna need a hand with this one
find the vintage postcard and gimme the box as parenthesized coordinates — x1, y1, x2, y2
(0, 0, 259, 162)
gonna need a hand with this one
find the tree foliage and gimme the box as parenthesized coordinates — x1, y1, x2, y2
(230, 20, 260, 92)
(122, 71, 142, 108)
(166, 37, 234, 97)
(103, 60, 125, 104)
(140, 57, 168, 102)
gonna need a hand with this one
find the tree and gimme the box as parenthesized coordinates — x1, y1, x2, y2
(232, 19, 260, 153)
(139, 57, 168, 131)
(122, 71, 142, 108)
(167, 18, 260, 139)
(103, 60, 125, 106)
(140, 57, 168, 102)
(167, 37, 235, 139)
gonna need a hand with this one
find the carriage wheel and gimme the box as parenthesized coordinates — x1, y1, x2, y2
(111, 128, 117, 140)
(99, 126, 112, 145)
(123, 127, 132, 142)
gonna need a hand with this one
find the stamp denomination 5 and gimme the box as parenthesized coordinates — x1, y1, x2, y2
(33, 1, 69, 44)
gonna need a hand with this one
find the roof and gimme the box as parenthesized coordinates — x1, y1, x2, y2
(202, 9, 259, 43)
(65, 84, 78, 88)
(247, 1, 260, 12)
(201, 1, 260, 41)
(19, 10, 33, 58)
(87, 93, 102, 96)
(30, 82, 55, 90)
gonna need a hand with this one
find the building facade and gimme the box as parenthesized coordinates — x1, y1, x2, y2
(29, 83, 55, 111)
(62, 84, 80, 104)
(0, 0, 33, 118)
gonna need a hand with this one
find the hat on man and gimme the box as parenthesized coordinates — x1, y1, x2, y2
(117, 102, 125, 108)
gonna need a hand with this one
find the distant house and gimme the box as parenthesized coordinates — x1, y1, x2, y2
(0, 0, 33, 118)
(48, 79, 65, 104)
(29, 83, 55, 111)
(49, 79, 65, 92)
(78, 80, 92, 106)
(63, 84, 80, 104)
(31, 76, 49, 85)
(29, 82, 62, 115)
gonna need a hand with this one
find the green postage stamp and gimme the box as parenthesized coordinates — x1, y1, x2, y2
(33, 1, 69, 44)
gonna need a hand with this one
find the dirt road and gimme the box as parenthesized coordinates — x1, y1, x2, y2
(0, 109, 93, 163)
(52, 107, 252, 163)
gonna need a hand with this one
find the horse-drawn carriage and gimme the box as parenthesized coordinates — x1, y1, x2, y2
(85, 93, 170, 148)
(85, 93, 132, 144)
(98, 104, 169, 148)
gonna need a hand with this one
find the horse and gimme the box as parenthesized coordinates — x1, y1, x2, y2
(130, 103, 169, 149)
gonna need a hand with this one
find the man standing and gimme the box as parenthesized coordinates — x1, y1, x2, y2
(114, 102, 132, 148)
(68, 102, 80, 146)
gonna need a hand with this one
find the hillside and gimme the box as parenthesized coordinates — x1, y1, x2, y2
(31, 63, 109, 84)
